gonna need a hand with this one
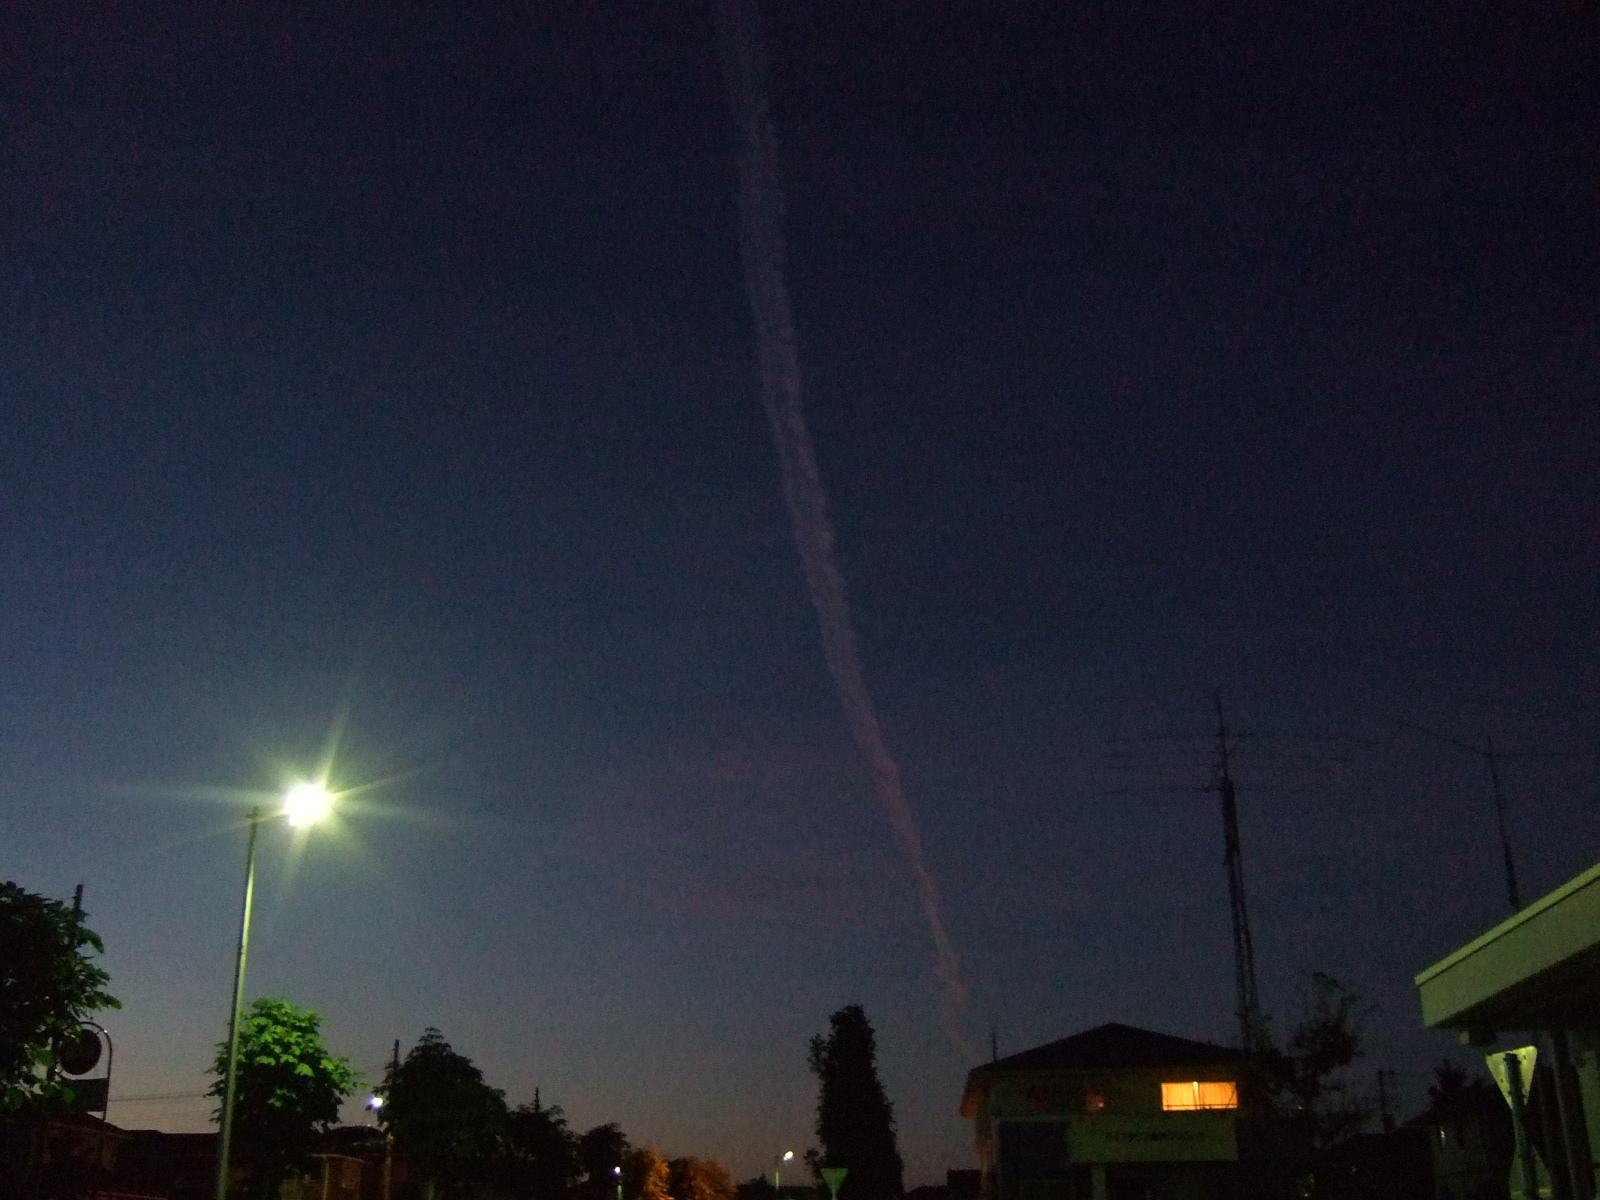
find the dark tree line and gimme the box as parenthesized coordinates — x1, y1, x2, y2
(376, 1030, 734, 1200)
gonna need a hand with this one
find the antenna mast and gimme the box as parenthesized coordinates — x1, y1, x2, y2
(1215, 697, 1262, 1053)
(1393, 717, 1523, 913)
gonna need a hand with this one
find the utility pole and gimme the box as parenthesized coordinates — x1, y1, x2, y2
(1215, 698, 1262, 1055)
(1393, 718, 1522, 913)
(383, 1040, 399, 1200)
(1483, 736, 1521, 911)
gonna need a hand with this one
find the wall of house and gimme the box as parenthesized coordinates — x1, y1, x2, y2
(973, 1068, 1240, 1200)
(280, 1155, 364, 1200)
(983, 1067, 1240, 1122)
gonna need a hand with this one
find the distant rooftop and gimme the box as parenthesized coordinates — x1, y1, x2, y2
(982, 1023, 1242, 1073)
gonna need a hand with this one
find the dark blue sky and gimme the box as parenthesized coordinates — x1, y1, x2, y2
(4, 0, 1597, 1185)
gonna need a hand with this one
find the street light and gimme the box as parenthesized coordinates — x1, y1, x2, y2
(367, 1095, 392, 1200)
(774, 1151, 794, 1196)
(283, 781, 334, 828)
(215, 783, 335, 1200)
(613, 1164, 622, 1200)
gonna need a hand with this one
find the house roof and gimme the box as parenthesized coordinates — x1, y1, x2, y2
(985, 1023, 1241, 1072)
(959, 1023, 1242, 1116)
(1414, 858, 1600, 1034)
(48, 1111, 130, 1135)
(125, 1129, 219, 1157)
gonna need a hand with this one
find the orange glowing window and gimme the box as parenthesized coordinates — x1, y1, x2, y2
(1161, 1081, 1238, 1111)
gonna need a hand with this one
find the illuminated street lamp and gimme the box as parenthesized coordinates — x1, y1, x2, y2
(613, 1164, 622, 1200)
(283, 781, 334, 828)
(215, 783, 335, 1200)
(774, 1151, 794, 1196)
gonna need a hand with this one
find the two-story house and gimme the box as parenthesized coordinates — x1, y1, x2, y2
(959, 1023, 1244, 1200)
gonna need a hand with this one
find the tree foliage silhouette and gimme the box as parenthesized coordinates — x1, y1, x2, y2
(1425, 1060, 1472, 1113)
(503, 1097, 579, 1200)
(206, 997, 356, 1200)
(0, 881, 119, 1114)
(577, 1122, 630, 1200)
(808, 1005, 903, 1200)
(666, 1157, 736, 1200)
(381, 1028, 506, 1200)
(1251, 973, 1374, 1199)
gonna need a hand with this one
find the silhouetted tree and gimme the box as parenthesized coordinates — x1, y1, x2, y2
(808, 1005, 903, 1200)
(1426, 1059, 1471, 1112)
(206, 998, 357, 1200)
(666, 1158, 735, 1200)
(381, 1028, 507, 1200)
(0, 882, 119, 1114)
(503, 1096, 579, 1200)
(1420, 1060, 1513, 1200)
(577, 1123, 630, 1200)
(1253, 973, 1374, 1200)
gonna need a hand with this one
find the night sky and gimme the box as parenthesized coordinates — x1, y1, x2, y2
(4, 0, 1598, 1187)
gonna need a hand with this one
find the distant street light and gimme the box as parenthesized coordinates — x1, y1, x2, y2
(774, 1151, 794, 1196)
(215, 783, 335, 1200)
(613, 1164, 623, 1200)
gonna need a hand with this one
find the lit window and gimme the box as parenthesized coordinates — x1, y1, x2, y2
(1160, 1081, 1238, 1111)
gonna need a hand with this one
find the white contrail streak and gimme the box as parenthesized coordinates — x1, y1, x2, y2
(714, 0, 970, 1045)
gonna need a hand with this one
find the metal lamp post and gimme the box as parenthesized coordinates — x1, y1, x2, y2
(774, 1151, 794, 1196)
(367, 1095, 393, 1200)
(214, 783, 333, 1200)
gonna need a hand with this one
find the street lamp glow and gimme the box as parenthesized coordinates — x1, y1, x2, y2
(283, 782, 333, 827)
(781, 1152, 794, 1163)
(367, 1094, 385, 1110)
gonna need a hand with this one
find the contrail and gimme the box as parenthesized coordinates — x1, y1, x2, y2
(713, 0, 970, 1046)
